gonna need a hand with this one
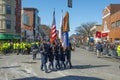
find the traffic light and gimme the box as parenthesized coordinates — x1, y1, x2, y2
(68, 0, 72, 8)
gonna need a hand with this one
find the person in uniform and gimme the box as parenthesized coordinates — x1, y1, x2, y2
(39, 39, 48, 73)
(65, 42, 72, 68)
(54, 41, 60, 70)
(48, 42, 55, 71)
(59, 41, 66, 70)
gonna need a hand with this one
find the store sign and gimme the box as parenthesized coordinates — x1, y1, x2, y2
(102, 32, 108, 37)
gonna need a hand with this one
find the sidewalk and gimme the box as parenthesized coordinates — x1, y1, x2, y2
(79, 47, 120, 63)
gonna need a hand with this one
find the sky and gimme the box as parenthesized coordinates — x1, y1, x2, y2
(22, 0, 120, 36)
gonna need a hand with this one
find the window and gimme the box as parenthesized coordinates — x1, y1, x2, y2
(23, 13, 30, 25)
(6, 20, 11, 29)
(6, 5, 11, 14)
(0, 21, 1, 28)
(0, 5, 2, 10)
(104, 21, 108, 31)
(116, 20, 120, 27)
(111, 22, 115, 28)
(0, 5, 2, 15)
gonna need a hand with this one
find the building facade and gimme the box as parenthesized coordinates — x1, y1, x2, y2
(21, 8, 40, 41)
(102, 4, 120, 42)
(90, 25, 102, 43)
(0, 0, 21, 40)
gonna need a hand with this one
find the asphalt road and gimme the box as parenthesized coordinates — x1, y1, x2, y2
(0, 48, 120, 80)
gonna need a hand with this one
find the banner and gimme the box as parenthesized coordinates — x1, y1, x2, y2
(96, 31, 101, 38)
(102, 32, 108, 37)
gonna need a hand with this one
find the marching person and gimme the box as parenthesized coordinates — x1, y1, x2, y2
(39, 39, 48, 73)
(59, 41, 66, 70)
(48, 42, 55, 71)
(54, 41, 60, 70)
(65, 42, 72, 68)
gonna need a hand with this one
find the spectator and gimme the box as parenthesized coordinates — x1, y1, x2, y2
(96, 42, 103, 58)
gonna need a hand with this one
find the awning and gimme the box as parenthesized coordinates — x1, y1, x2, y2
(0, 34, 21, 39)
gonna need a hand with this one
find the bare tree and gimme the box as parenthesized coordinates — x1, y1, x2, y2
(75, 22, 96, 45)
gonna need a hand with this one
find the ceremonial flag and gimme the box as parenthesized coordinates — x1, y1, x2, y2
(62, 11, 70, 32)
(96, 31, 101, 38)
(62, 11, 70, 49)
(59, 10, 63, 44)
(50, 10, 57, 43)
(63, 32, 69, 49)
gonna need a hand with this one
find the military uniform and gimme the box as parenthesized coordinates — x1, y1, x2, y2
(54, 43, 61, 70)
(59, 43, 66, 69)
(48, 43, 54, 71)
(39, 41, 48, 73)
(65, 43, 72, 68)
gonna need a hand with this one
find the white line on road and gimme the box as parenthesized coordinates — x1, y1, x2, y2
(5, 73, 8, 80)
(57, 71, 76, 80)
(57, 71, 66, 76)
(23, 63, 37, 76)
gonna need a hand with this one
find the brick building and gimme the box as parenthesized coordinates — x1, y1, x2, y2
(90, 25, 102, 43)
(102, 4, 120, 42)
(21, 8, 40, 41)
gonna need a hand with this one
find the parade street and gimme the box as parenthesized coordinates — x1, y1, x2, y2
(0, 48, 120, 80)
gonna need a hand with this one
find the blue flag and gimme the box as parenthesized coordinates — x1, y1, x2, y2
(63, 32, 69, 49)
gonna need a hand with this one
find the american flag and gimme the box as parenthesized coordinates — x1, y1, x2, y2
(50, 10, 57, 43)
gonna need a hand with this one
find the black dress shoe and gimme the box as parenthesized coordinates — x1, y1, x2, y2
(45, 70, 48, 73)
(70, 66, 73, 68)
(41, 68, 44, 71)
